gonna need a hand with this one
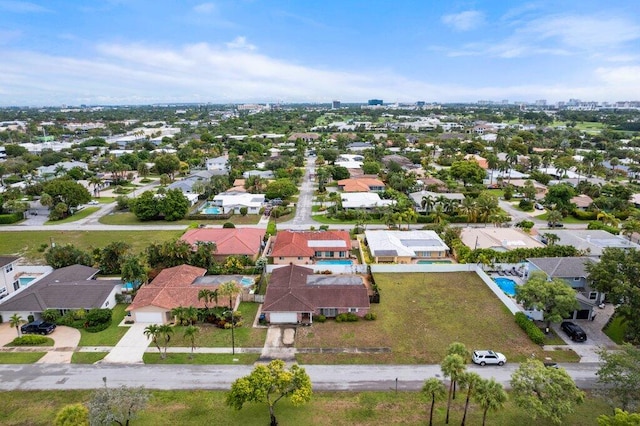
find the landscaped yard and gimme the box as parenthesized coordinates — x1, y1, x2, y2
(44, 207, 100, 225)
(0, 230, 183, 262)
(78, 304, 129, 347)
(603, 315, 626, 344)
(143, 353, 259, 364)
(0, 352, 46, 363)
(71, 352, 108, 364)
(4, 337, 54, 347)
(0, 389, 613, 426)
(296, 272, 577, 364)
(167, 302, 266, 348)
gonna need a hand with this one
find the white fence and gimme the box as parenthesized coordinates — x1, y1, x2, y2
(265, 264, 368, 274)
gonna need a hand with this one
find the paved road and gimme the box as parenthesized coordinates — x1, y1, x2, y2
(281, 156, 316, 228)
(0, 363, 600, 391)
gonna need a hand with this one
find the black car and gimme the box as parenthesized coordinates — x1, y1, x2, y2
(21, 320, 56, 335)
(547, 222, 564, 228)
(561, 321, 587, 342)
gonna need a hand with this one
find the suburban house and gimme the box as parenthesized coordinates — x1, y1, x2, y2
(541, 229, 640, 257)
(262, 264, 369, 324)
(347, 142, 373, 152)
(337, 177, 385, 192)
(340, 192, 395, 210)
(526, 257, 602, 320)
(409, 190, 465, 212)
(464, 154, 489, 169)
(242, 170, 274, 179)
(0, 256, 20, 300)
(268, 230, 352, 265)
(205, 155, 229, 172)
(510, 179, 548, 199)
(127, 265, 213, 323)
(460, 227, 545, 251)
(211, 191, 265, 214)
(0, 265, 121, 321)
(364, 230, 449, 263)
(570, 194, 593, 211)
(180, 228, 265, 261)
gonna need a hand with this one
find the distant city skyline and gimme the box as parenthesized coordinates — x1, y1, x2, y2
(1, 0, 639, 106)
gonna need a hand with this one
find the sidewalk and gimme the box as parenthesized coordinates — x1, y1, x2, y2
(101, 323, 149, 364)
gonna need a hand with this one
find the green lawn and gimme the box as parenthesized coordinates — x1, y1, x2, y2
(0, 230, 182, 262)
(604, 315, 626, 344)
(44, 207, 100, 225)
(311, 214, 384, 225)
(4, 337, 54, 347)
(99, 211, 259, 226)
(168, 303, 266, 348)
(296, 272, 575, 364)
(0, 352, 46, 363)
(536, 212, 591, 224)
(71, 352, 108, 364)
(0, 389, 613, 426)
(143, 353, 259, 364)
(78, 305, 129, 347)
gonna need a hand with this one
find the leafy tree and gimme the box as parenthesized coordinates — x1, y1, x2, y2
(95, 241, 131, 275)
(362, 161, 381, 175)
(183, 325, 199, 359)
(421, 378, 446, 426)
(450, 160, 486, 186)
(43, 178, 91, 214)
(596, 344, 640, 411)
(45, 244, 93, 269)
(331, 165, 350, 180)
(120, 255, 148, 291)
(160, 188, 189, 221)
(154, 154, 181, 180)
(511, 359, 585, 425)
(587, 248, 640, 343)
(598, 409, 640, 426)
(544, 183, 575, 214)
(474, 378, 507, 426)
(265, 178, 298, 200)
(130, 191, 160, 221)
(226, 359, 312, 426)
(9, 313, 24, 337)
(515, 271, 579, 331)
(54, 403, 89, 426)
(441, 353, 466, 424)
(88, 383, 150, 426)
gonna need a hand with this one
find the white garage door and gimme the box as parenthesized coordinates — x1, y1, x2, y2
(269, 312, 298, 324)
(134, 312, 165, 323)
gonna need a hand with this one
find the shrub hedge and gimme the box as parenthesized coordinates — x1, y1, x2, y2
(514, 312, 545, 345)
(335, 312, 359, 322)
(0, 213, 22, 224)
(12, 335, 50, 346)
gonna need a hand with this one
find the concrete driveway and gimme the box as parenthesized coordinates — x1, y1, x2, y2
(0, 323, 20, 346)
(102, 323, 150, 364)
(36, 326, 81, 364)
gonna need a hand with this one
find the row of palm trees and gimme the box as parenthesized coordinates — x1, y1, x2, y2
(421, 194, 509, 226)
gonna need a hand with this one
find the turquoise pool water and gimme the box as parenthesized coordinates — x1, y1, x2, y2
(240, 277, 254, 287)
(200, 202, 222, 215)
(19, 277, 35, 286)
(494, 277, 517, 297)
(316, 259, 353, 265)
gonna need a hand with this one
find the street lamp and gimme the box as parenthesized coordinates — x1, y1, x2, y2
(226, 310, 235, 355)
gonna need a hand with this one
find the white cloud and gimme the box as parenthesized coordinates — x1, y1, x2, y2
(193, 2, 216, 14)
(595, 66, 640, 86)
(0, 1, 50, 13)
(441, 10, 485, 31)
(225, 36, 256, 51)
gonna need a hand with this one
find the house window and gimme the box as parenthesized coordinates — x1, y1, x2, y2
(13, 280, 19, 291)
(348, 308, 358, 313)
(589, 292, 598, 300)
(315, 251, 322, 257)
(5, 264, 13, 273)
(298, 257, 303, 260)
(279, 257, 284, 260)
(339, 252, 346, 258)
(573, 277, 580, 281)
(326, 251, 334, 257)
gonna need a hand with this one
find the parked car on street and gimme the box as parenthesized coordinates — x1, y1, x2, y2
(547, 222, 564, 228)
(472, 350, 507, 366)
(87, 200, 100, 205)
(561, 321, 587, 342)
(21, 320, 56, 335)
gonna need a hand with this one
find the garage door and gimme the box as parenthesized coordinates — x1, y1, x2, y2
(134, 312, 165, 323)
(269, 312, 298, 324)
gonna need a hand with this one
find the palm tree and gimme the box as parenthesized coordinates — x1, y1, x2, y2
(9, 313, 24, 337)
(458, 197, 478, 223)
(219, 281, 241, 310)
(421, 194, 435, 213)
(157, 324, 174, 359)
(446, 342, 469, 399)
(144, 324, 162, 356)
(622, 219, 640, 242)
(486, 153, 498, 185)
(183, 325, 199, 359)
(597, 211, 620, 228)
(171, 306, 186, 325)
(184, 306, 199, 326)
(506, 151, 519, 183)
(198, 288, 219, 310)
(441, 354, 466, 424)
(432, 204, 447, 225)
(88, 176, 103, 197)
(474, 378, 507, 426)
(459, 371, 482, 426)
(542, 232, 560, 246)
(421, 378, 446, 426)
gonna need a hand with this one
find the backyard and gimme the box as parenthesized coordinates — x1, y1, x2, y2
(296, 272, 577, 364)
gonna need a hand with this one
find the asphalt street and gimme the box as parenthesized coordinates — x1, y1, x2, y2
(0, 363, 600, 391)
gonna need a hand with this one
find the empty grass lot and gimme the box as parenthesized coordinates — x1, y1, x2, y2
(78, 304, 129, 347)
(296, 272, 576, 364)
(143, 353, 259, 364)
(167, 303, 266, 348)
(0, 230, 183, 262)
(0, 389, 612, 426)
(99, 211, 260, 225)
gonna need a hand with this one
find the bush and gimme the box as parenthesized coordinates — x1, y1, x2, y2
(335, 312, 359, 323)
(222, 222, 235, 228)
(514, 312, 545, 345)
(12, 335, 50, 345)
(27, 314, 35, 323)
(313, 314, 326, 323)
(587, 221, 620, 235)
(86, 308, 112, 327)
(0, 213, 22, 224)
(364, 312, 377, 321)
(518, 199, 534, 211)
(516, 220, 534, 230)
(571, 209, 597, 220)
(85, 323, 110, 333)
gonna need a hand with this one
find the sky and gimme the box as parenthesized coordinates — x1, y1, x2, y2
(1, 0, 640, 106)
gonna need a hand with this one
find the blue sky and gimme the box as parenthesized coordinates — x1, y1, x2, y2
(1, 0, 640, 106)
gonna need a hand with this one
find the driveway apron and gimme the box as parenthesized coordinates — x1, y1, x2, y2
(102, 323, 150, 364)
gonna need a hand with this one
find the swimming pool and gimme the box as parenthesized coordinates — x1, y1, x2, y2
(316, 259, 354, 265)
(494, 277, 518, 297)
(200, 202, 222, 215)
(18, 277, 35, 286)
(240, 276, 255, 287)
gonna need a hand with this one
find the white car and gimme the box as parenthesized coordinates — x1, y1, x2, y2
(472, 350, 506, 366)
(88, 200, 100, 205)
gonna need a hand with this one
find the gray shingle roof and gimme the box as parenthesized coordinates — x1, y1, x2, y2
(0, 256, 19, 268)
(527, 257, 596, 278)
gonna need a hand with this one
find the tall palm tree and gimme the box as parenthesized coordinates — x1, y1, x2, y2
(184, 306, 199, 326)
(218, 281, 241, 310)
(458, 197, 478, 223)
(183, 325, 199, 359)
(446, 342, 469, 399)
(171, 306, 186, 325)
(157, 324, 174, 359)
(88, 176, 103, 197)
(459, 372, 482, 426)
(144, 324, 162, 356)
(432, 204, 447, 225)
(474, 378, 507, 426)
(9, 313, 24, 337)
(486, 153, 498, 185)
(421, 194, 435, 213)
(422, 378, 446, 426)
(441, 354, 466, 424)
(198, 288, 218, 310)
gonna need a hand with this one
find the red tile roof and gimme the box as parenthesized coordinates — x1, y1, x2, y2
(180, 228, 265, 256)
(270, 230, 351, 258)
